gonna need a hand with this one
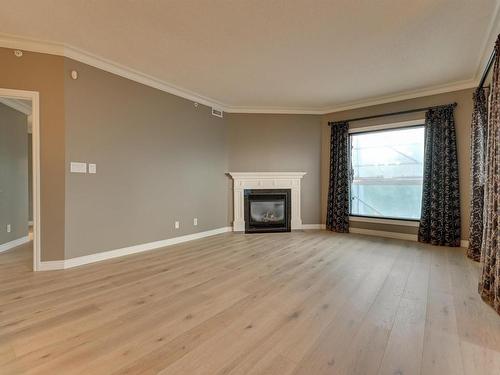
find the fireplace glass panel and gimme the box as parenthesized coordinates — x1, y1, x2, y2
(250, 201, 285, 224)
(244, 189, 291, 233)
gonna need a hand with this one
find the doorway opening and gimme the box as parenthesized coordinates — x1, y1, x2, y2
(0, 88, 40, 271)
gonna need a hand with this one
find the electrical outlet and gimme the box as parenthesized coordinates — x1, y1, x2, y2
(174, 221, 180, 229)
(7, 224, 11, 233)
(193, 218, 198, 226)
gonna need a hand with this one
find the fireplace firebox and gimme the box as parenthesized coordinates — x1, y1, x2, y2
(244, 189, 291, 233)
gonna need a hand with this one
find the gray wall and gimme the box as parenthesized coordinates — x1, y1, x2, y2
(321, 88, 474, 240)
(227, 113, 322, 225)
(64, 59, 228, 258)
(0, 103, 29, 245)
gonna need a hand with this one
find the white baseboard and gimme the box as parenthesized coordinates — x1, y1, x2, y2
(38, 226, 232, 271)
(37, 260, 65, 271)
(0, 236, 30, 253)
(35, 226, 470, 271)
(301, 224, 326, 230)
(349, 227, 470, 248)
(349, 227, 418, 242)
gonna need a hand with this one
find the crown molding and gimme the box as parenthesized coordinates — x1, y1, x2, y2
(225, 79, 477, 114)
(0, 30, 490, 115)
(0, 33, 227, 111)
(473, 0, 500, 82)
(224, 106, 325, 114)
(317, 79, 477, 115)
(0, 97, 32, 115)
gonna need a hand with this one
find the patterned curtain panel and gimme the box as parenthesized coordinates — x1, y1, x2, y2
(467, 88, 489, 261)
(418, 104, 461, 246)
(326, 121, 350, 233)
(479, 36, 500, 314)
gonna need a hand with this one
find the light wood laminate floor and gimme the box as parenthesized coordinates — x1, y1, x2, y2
(1, 231, 499, 374)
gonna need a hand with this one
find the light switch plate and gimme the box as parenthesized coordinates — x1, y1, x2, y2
(70, 162, 87, 173)
(174, 221, 180, 229)
(193, 218, 198, 226)
(88, 163, 97, 174)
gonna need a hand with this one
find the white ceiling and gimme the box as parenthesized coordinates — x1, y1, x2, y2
(0, 0, 499, 113)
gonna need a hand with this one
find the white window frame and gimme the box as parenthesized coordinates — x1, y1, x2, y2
(348, 119, 425, 226)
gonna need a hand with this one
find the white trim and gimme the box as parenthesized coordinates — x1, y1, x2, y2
(349, 227, 418, 242)
(228, 172, 307, 179)
(348, 119, 425, 133)
(349, 216, 420, 227)
(349, 227, 470, 248)
(228, 172, 306, 232)
(0, 32, 486, 115)
(473, 0, 500, 82)
(38, 227, 232, 271)
(0, 97, 32, 115)
(34, 226, 471, 271)
(227, 80, 477, 114)
(0, 236, 30, 253)
(37, 260, 65, 271)
(0, 88, 41, 271)
(317, 80, 477, 115)
(301, 224, 326, 230)
(224, 107, 325, 115)
(0, 33, 225, 111)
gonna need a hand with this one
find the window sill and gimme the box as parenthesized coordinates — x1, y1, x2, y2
(349, 216, 419, 227)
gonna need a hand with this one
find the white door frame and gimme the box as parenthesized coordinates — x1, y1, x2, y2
(0, 88, 41, 271)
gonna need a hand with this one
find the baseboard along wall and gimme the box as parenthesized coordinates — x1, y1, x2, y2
(0, 236, 30, 253)
(38, 227, 233, 271)
(348, 227, 469, 248)
(37, 224, 470, 271)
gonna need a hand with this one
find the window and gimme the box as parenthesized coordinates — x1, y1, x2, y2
(349, 125, 425, 221)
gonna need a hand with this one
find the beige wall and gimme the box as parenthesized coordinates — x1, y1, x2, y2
(63, 59, 228, 258)
(0, 48, 66, 261)
(0, 103, 29, 245)
(321, 88, 474, 240)
(227, 113, 322, 224)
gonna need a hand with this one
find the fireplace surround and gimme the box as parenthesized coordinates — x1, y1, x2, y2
(228, 172, 306, 232)
(244, 189, 291, 233)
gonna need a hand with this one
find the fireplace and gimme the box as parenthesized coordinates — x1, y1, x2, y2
(244, 189, 291, 233)
(228, 172, 305, 232)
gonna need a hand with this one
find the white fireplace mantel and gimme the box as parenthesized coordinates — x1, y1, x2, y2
(228, 172, 306, 232)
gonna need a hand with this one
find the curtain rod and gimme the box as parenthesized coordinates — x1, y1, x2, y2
(479, 48, 496, 88)
(328, 102, 457, 125)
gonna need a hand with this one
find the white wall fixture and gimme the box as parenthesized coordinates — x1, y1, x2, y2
(228, 172, 306, 232)
(88, 163, 97, 174)
(70, 162, 87, 173)
(70, 70, 78, 80)
(211, 107, 223, 118)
